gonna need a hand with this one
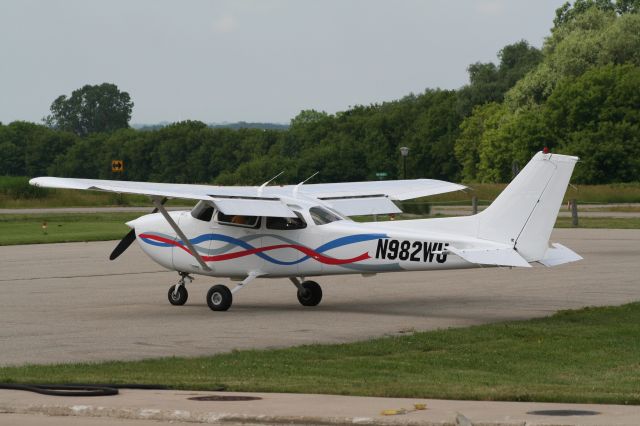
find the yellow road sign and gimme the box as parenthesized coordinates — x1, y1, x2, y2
(111, 160, 124, 172)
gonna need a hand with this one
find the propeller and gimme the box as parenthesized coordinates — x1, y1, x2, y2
(109, 198, 167, 261)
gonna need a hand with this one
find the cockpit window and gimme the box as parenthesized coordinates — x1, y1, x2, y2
(217, 212, 261, 228)
(266, 212, 307, 230)
(191, 201, 215, 222)
(309, 206, 343, 225)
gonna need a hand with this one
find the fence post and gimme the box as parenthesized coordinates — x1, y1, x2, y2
(571, 198, 578, 227)
(472, 195, 478, 215)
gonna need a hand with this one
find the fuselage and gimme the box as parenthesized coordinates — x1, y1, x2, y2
(128, 200, 490, 279)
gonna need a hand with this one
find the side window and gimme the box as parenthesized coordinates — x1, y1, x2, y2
(191, 201, 215, 222)
(266, 212, 307, 230)
(309, 206, 343, 225)
(217, 212, 261, 228)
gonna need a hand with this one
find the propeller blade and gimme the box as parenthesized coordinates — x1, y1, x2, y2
(109, 197, 167, 261)
(109, 229, 137, 261)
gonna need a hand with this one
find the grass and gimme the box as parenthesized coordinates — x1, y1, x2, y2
(0, 176, 191, 208)
(2, 303, 640, 404)
(423, 182, 640, 205)
(0, 213, 141, 245)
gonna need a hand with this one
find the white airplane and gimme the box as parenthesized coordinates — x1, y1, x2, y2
(30, 151, 582, 311)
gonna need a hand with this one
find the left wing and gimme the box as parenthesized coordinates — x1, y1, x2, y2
(29, 176, 466, 217)
(29, 177, 297, 217)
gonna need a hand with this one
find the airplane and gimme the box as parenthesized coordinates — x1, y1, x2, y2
(29, 151, 582, 312)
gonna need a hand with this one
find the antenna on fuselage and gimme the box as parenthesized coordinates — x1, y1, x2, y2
(257, 171, 284, 196)
(293, 171, 319, 198)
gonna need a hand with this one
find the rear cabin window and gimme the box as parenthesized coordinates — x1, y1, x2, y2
(217, 212, 261, 228)
(191, 201, 215, 221)
(266, 212, 307, 230)
(309, 206, 343, 225)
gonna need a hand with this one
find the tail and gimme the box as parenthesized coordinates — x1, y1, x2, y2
(475, 151, 579, 262)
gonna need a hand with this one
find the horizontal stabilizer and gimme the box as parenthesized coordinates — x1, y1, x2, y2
(538, 243, 583, 267)
(448, 246, 532, 268)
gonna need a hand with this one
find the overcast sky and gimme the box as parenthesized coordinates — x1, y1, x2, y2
(0, 0, 566, 125)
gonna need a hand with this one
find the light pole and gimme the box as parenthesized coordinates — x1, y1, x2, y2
(399, 146, 409, 179)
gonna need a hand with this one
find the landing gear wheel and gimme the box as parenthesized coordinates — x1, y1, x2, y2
(297, 281, 322, 307)
(207, 285, 232, 311)
(168, 285, 188, 306)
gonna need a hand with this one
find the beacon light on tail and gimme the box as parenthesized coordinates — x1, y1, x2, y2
(30, 151, 581, 311)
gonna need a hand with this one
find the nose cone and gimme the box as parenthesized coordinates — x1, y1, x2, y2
(125, 213, 156, 230)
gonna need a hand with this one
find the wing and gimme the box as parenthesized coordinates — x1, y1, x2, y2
(292, 179, 466, 216)
(30, 176, 466, 217)
(29, 177, 297, 217)
(296, 179, 466, 201)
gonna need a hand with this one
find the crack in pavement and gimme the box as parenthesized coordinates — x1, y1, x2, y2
(0, 270, 169, 282)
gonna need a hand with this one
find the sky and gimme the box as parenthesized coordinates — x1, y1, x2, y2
(0, 0, 566, 125)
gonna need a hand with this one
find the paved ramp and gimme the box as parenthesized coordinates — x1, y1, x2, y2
(1, 229, 639, 366)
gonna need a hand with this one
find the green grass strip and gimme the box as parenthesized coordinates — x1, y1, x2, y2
(2, 303, 640, 404)
(0, 213, 140, 245)
(1, 213, 640, 246)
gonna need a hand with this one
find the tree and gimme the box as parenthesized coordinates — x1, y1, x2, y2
(507, 5, 640, 108)
(553, 0, 639, 29)
(456, 41, 542, 116)
(45, 83, 133, 136)
(544, 64, 640, 183)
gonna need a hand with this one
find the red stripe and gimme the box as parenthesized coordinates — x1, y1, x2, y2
(139, 233, 370, 265)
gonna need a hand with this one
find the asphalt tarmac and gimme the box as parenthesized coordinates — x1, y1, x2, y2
(1, 229, 639, 366)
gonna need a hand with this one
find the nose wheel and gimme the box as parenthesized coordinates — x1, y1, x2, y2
(168, 272, 192, 306)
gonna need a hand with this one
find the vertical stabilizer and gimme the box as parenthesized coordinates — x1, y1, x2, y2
(476, 152, 578, 261)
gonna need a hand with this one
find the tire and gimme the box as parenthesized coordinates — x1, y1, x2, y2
(168, 285, 188, 306)
(207, 284, 232, 311)
(297, 280, 322, 307)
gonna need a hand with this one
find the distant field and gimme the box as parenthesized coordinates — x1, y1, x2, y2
(2, 176, 640, 208)
(427, 182, 640, 205)
(0, 213, 139, 245)
(0, 176, 189, 208)
(2, 303, 639, 404)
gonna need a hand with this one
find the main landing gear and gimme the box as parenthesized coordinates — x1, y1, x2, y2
(290, 277, 323, 307)
(167, 273, 323, 311)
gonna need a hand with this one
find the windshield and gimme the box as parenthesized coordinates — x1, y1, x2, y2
(309, 206, 343, 225)
(191, 201, 214, 221)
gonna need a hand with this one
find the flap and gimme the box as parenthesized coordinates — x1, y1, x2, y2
(448, 246, 531, 268)
(539, 243, 583, 267)
(213, 198, 297, 218)
(324, 196, 402, 216)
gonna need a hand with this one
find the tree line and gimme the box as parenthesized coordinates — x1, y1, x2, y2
(1, 0, 639, 185)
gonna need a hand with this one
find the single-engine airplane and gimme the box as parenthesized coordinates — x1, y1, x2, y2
(30, 151, 582, 311)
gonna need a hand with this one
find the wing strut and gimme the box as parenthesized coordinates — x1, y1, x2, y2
(151, 196, 212, 272)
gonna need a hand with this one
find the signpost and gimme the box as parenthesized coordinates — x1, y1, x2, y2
(375, 172, 387, 180)
(111, 160, 124, 173)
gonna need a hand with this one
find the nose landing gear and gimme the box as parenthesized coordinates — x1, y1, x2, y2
(168, 272, 192, 306)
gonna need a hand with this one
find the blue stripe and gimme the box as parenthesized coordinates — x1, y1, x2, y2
(141, 232, 388, 266)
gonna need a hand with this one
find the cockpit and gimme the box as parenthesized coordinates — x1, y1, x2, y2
(190, 201, 347, 230)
